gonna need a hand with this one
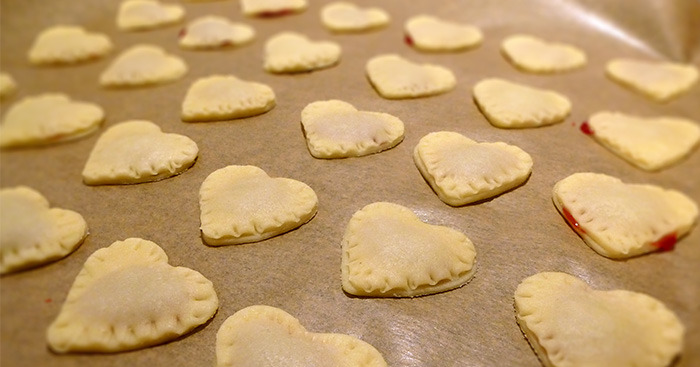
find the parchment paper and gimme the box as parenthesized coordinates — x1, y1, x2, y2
(1, 0, 699, 366)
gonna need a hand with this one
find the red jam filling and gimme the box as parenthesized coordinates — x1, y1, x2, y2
(404, 34, 414, 46)
(258, 9, 294, 18)
(178, 28, 187, 38)
(652, 233, 677, 252)
(562, 207, 585, 234)
(580, 121, 594, 135)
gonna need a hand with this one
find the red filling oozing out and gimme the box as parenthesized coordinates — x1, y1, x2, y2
(652, 233, 677, 252)
(45, 298, 52, 303)
(178, 28, 187, 38)
(258, 9, 294, 18)
(580, 121, 594, 135)
(404, 34, 414, 46)
(562, 207, 585, 234)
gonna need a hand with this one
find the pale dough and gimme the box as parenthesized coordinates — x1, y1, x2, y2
(404, 15, 482, 52)
(241, 0, 308, 17)
(28, 25, 113, 65)
(100, 45, 187, 87)
(606, 58, 698, 102)
(0, 72, 17, 99)
(366, 54, 456, 99)
(501, 34, 586, 73)
(181, 75, 276, 122)
(117, 0, 185, 31)
(320, 2, 390, 32)
(264, 32, 341, 73)
(179, 16, 255, 49)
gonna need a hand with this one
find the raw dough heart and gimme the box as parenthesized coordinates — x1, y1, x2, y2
(515, 272, 684, 367)
(179, 16, 255, 49)
(241, 0, 307, 17)
(404, 15, 482, 52)
(585, 111, 700, 171)
(501, 34, 586, 73)
(28, 25, 113, 65)
(342, 202, 476, 297)
(0, 72, 17, 99)
(320, 2, 390, 32)
(216, 305, 387, 367)
(199, 165, 318, 246)
(0, 93, 104, 148)
(47, 238, 218, 353)
(606, 59, 698, 102)
(264, 32, 341, 73)
(82, 120, 199, 185)
(553, 172, 698, 259)
(473, 78, 571, 128)
(301, 99, 404, 158)
(117, 0, 185, 31)
(366, 54, 456, 99)
(181, 75, 276, 122)
(0, 186, 87, 275)
(100, 44, 187, 87)
(413, 131, 533, 206)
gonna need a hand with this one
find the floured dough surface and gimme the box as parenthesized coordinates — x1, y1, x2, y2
(199, 165, 318, 245)
(179, 16, 255, 49)
(404, 15, 482, 52)
(28, 26, 113, 65)
(552, 172, 698, 259)
(586, 111, 700, 171)
(414, 131, 533, 206)
(473, 78, 571, 128)
(366, 54, 456, 99)
(100, 45, 187, 87)
(117, 0, 185, 31)
(82, 120, 199, 185)
(216, 305, 387, 367)
(342, 202, 476, 297)
(515, 272, 684, 367)
(181, 75, 276, 122)
(264, 32, 341, 73)
(0, 93, 104, 148)
(606, 59, 698, 102)
(0, 72, 17, 99)
(321, 2, 389, 32)
(47, 238, 218, 353)
(0, 187, 87, 275)
(241, 0, 308, 17)
(501, 34, 586, 73)
(301, 100, 404, 158)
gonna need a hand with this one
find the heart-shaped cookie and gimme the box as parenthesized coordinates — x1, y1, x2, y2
(181, 75, 276, 122)
(117, 0, 185, 31)
(585, 111, 700, 171)
(366, 54, 456, 99)
(553, 172, 698, 259)
(301, 100, 404, 158)
(606, 58, 698, 102)
(264, 32, 341, 73)
(501, 34, 586, 73)
(404, 15, 483, 52)
(473, 78, 571, 128)
(0, 93, 104, 148)
(0, 72, 17, 99)
(28, 25, 113, 65)
(515, 272, 684, 367)
(47, 238, 218, 353)
(82, 120, 199, 185)
(320, 2, 390, 32)
(216, 305, 387, 367)
(179, 16, 255, 49)
(241, 0, 308, 17)
(414, 131, 533, 206)
(0, 186, 87, 275)
(199, 165, 318, 246)
(99, 44, 187, 87)
(342, 202, 476, 297)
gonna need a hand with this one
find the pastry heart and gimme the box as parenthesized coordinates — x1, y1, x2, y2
(28, 25, 113, 65)
(301, 99, 404, 158)
(240, 0, 308, 17)
(99, 45, 187, 87)
(181, 75, 276, 122)
(0, 93, 104, 148)
(117, 0, 185, 31)
(47, 238, 218, 353)
(413, 131, 533, 206)
(515, 272, 684, 367)
(0, 186, 87, 274)
(473, 78, 571, 128)
(320, 2, 390, 32)
(585, 111, 700, 171)
(216, 305, 387, 367)
(606, 58, 698, 102)
(404, 15, 482, 52)
(0, 72, 17, 99)
(366, 54, 456, 99)
(552, 172, 698, 259)
(179, 16, 255, 49)
(264, 32, 341, 73)
(341, 202, 476, 297)
(501, 34, 586, 73)
(199, 165, 318, 245)
(82, 120, 199, 185)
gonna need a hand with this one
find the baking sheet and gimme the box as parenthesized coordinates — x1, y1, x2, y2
(1, 0, 699, 366)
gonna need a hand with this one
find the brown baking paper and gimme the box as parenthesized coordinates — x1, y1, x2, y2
(1, 0, 699, 366)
